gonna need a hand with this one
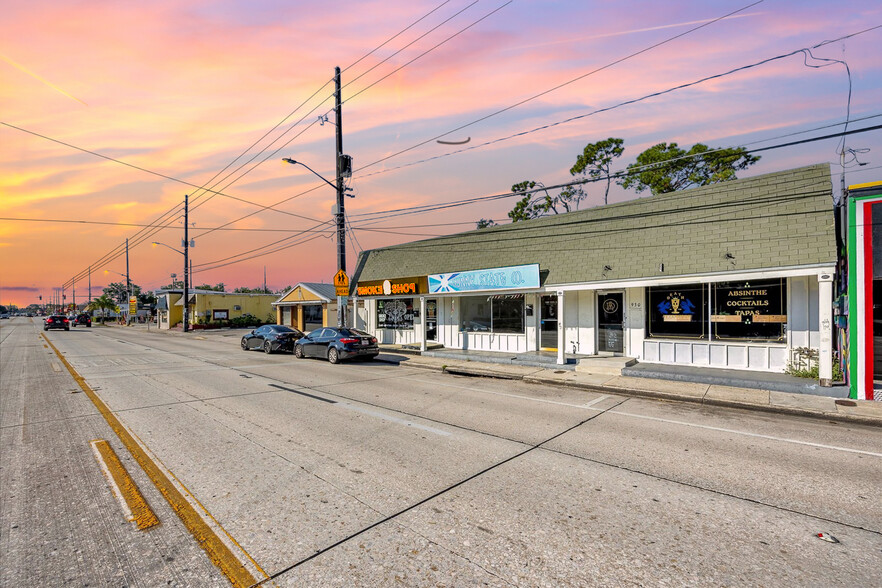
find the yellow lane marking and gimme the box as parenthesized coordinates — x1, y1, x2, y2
(90, 439, 160, 530)
(42, 334, 263, 587)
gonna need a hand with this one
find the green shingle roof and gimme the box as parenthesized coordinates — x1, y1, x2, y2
(352, 164, 836, 287)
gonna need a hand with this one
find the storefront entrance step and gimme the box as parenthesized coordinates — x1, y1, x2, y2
(575, 356, 637, 376)
(621, 363, 849, 397)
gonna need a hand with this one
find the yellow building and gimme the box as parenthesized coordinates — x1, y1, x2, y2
(155, 289, 277, 329)
(273, 283, 338, 332)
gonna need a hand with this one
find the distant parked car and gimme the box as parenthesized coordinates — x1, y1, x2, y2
(44, 315, 70, 331)
(240, 325, 304, 354)
(0, 313, 9, 319)
(73, 313, 92, 327)
(294, 327, 379, 364)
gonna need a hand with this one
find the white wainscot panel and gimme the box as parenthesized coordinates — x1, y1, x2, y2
(727, 346, 747, 368)
(769, 347, 788, 371)
(659, 342, 675, 363)
(710, 345, 728, 367)
(674, 343, 692, 364)
(748, 347, 769, 370)
(643, 341, 660, 362)
(692, 344, 709, 365)
(464, 333, 525, 353)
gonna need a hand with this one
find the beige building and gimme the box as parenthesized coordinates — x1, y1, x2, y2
(155, 289, 277, 329)
(272, 283, 338, 332)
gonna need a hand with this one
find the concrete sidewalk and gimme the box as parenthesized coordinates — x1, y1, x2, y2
(376, 346, 882, 427)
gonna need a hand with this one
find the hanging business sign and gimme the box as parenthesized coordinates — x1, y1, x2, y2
(355, 276, 427, 297)
(429, 264, 540, 293)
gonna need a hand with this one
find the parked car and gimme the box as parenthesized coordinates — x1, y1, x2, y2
(44, 315, 70, 331)
(0, 313, 9, 319)
(294, 327, 379, 364)
(240, 325, 304, 354)
(73, 313, 92, 327)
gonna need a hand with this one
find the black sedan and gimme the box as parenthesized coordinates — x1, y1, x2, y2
(72, 313, 92, 327)
(294, 327, 379, 364)
(44, 315, 70, 331)
(240, 325, 304, 354)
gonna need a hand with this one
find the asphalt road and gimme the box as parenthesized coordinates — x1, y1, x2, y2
(2, 317, 881, 586)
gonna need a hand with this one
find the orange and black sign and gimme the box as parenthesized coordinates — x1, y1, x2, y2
(356, 276, 427, 297)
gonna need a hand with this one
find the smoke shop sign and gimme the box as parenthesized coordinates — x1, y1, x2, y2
(356, 276, 426, 297)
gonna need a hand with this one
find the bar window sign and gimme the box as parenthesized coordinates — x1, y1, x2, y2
(712, 279, 786, 341)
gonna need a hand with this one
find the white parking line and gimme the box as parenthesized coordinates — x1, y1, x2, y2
(339, 403, 452, 437)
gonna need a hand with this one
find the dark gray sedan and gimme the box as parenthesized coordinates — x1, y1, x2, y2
(240, 325, 304, 354)
(294, 327, 379, 363)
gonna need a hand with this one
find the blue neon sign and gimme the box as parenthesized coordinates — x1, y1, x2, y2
(428, 264, 540, 293)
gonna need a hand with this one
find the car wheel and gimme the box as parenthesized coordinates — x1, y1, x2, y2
(294, 345, 304, 359)
(263, 341, 273, 354)
(65, 327, 70, 331)
(43, 326, 48, 331)
(241, 338, 248, 350)
(328, 347, 340, 364)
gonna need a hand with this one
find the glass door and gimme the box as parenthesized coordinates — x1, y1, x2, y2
(425, 299, 438, 342)
(597, 292, 624, 353)
(540, 295, 558, 350)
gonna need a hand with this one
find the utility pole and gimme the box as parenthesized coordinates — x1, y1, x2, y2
(183, 194, 190, 333)
(334, 65, 346, 328)
(88, 266, 91, 302)
(125, 237, 131, 324)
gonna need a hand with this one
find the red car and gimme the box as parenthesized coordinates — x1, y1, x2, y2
(43, 315, 70, 331)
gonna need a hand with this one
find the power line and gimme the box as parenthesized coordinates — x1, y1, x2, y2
(355, 24, 882, 181)
(349, 1, 764, 177)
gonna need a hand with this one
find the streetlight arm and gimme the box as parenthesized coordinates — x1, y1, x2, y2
(282, 158, 337, 191)
(152, 241, 184, 256)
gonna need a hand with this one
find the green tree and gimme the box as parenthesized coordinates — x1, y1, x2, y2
(103, 282, 141, 305)
(233, 286, 271, 294)
(86, 294, 119, 324)
(569, 137, 625, 205)
(476, 219, 497, 229)
(619, 142, 760, 195)
(508, 181, 560, 222)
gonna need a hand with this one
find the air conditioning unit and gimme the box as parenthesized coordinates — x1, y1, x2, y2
(234, 305, 241, 310)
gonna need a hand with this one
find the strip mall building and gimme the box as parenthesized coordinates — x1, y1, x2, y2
(351, 164, 838, 386)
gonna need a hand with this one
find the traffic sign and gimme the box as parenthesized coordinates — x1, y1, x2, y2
(334, 270, 349, 296)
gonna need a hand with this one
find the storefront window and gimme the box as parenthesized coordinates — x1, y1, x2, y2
(647, 284, 707, 339)
(712, 279, 786, 341)
(460, 295, 524, 333)
(377, 298, 414, 329)
(303, 304, 323, 331)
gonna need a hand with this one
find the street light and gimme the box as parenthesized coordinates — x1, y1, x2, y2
(152, 240, 193, 333)
(283, 156, 352, 328)
(104, 269, 132, 323)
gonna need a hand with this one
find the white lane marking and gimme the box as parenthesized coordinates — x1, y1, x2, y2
(409, 377, 608, 410)
(412, 379, 881, 458)
(339, 403, 452, 437)
(90, 440, 134, 523)
(603, 410, 882, 458)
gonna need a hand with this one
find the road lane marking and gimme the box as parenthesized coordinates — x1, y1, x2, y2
(604, 409, 882, 458)
(90, 439, 159, 530)
(412, 377, 880, 458)
(42, 334, 264, 587)
(339, 403, 452, 437)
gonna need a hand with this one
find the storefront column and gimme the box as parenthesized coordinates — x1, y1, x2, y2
(419, 296, 427, 352)
(557, 290, 566, 365)
(818, 272, 834, 387)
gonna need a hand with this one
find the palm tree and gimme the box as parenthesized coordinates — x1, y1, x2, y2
(86, 294, 119, 324)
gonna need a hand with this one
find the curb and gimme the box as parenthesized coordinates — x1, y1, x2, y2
(378, 355, 881, 428)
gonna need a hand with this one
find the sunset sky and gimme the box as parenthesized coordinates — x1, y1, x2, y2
(2, 0, 881, 309)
